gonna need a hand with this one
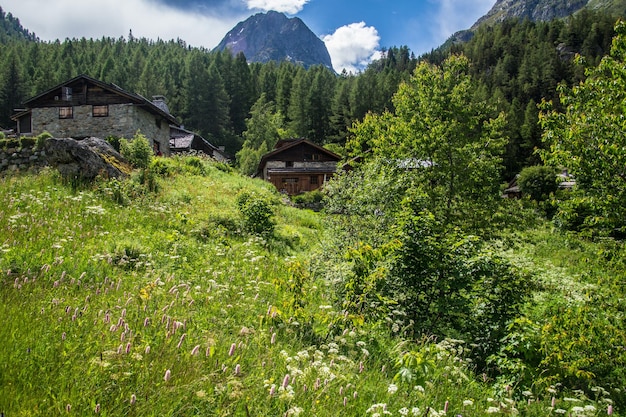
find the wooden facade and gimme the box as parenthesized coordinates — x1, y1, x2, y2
(257, 139, 341, 195)
(11, 74, 179, 155)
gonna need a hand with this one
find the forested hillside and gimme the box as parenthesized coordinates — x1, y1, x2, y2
(0, 9, 621, 178)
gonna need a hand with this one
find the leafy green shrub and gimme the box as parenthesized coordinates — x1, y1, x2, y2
(236, 190, 276, 237)
(212, 161, 233, 173)
(292, 190, 324, 209)
(0, 131, 5, 140)
(119, 131, 153, 169)
(34, 131, 53, 149)
(105, 135, 121, 152)
(184, 155, 207, 175)
(19, 137, 36, 149)
(517, 165, 560, 202)
(4, 138, 20, 149)
(150, 157, 175, 177)
(138, 167, 160, 193)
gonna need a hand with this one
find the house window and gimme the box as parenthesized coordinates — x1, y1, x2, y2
(92, 105, 109, 117)
(286, 161, 294, 168)
(59, 106, 73, 119)
(155, 118, 162, 128)
(283, 178, 299, 183)
(310, 176, 318, 185)
(62, 86, 72, 101)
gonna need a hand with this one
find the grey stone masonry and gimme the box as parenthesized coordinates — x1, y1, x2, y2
(31, 103, 171, 155)
(0, 145, 48, 173)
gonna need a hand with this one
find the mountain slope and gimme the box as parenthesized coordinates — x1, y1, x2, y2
(473, 0, 626, 28)
(0, 6, 37, 42)
(214, 11, 333, 70)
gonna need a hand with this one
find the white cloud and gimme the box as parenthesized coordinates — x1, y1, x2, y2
(1, 0, 244, 49)
(245, 0, 309, 14)
(322, 22, 381, 74)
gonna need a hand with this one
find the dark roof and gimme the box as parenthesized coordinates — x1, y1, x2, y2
(21, 74, 179, 126)
(257, 138, 341, 172)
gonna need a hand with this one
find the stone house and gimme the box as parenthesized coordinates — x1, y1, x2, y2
(256, 138, 341, 195)
(11, 74, 179, 155)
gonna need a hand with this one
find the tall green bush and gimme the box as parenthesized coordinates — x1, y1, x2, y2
(119, 131, 153, 169)
(236, 190, 276, 237)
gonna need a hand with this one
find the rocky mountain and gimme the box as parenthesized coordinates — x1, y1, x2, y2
(472, 0, 587, 27)
(214, 11, 333, 70)
(443, 0, 626, 48)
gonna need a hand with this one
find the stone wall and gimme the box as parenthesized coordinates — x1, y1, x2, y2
(0, 143, 48, 173)
(31, 104, 171, 155)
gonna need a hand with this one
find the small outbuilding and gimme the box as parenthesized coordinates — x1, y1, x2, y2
(256, 138, 341, 195)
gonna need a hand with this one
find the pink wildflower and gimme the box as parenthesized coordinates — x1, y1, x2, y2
(66, 404, 71, 413)
(191, 345, 200, 356)
(94, 403, 100, 413)
(282, 374, 290, 389)
(234, 364, 241, 375)
(164, 369, 171, 382)
(444, 401, 449, 413)
(228, 343, 236, 356)
(608, 405, 613, 415)
(130, 394, 136, 405)
(271, 333, 276, 344)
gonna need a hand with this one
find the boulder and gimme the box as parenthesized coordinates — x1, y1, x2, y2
(44, 137, 132, 180)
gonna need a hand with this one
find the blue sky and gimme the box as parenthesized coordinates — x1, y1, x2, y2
(2, 0, 495, 72)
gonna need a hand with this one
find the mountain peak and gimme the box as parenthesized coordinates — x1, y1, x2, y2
(214, 11, 333, 70)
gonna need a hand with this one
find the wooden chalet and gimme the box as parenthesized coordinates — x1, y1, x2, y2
(11, 74, 180, 155)
(256, 138, 341, 195)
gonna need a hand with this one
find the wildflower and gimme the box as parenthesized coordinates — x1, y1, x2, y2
(145, 345, 151, 355)
(271, 332, 276, 344)
(234, 364, 241, 375)
(486, 407, 500, 413)
(66, 404, 71, 413)
(229, 343, 236, 356)
(463, 400, 474, 407)
(191, 345, 200, 356)
(62, 332, 66, 340)
(282, 374, 290, 389)
(554, 409, 567, 414)
(125, 342, 131, 354)
(359, 361, 364, 373)
(399, 407, 410, 416)
(143, 317, 149, 327)
(269, 384, 276, 396)
(444, 401, 449, 413)
(411, 407, 421, 416)
(130, 394, 136, 405)
(95, 403, 100, 413)
(608, 405, 613, 415)
(344, 397, 347, 407)
(388, 383, 398, 395)
(177, 333, 186, 349)
(164, 369, 171, 382)
(551, 397, 556, 408)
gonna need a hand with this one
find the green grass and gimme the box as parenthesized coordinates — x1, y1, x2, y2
(0, 160, 620, 416)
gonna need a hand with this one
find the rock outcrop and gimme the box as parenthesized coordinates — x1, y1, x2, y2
(44, 137, 131, 180)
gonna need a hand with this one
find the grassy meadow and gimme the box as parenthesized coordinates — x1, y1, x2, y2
(0, 156, 620, 416)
